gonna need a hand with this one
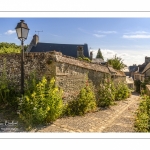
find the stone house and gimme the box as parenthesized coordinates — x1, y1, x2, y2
(26, 34, 90, 59)
(129, 56, 150, 82)
(121, 67, 134, 89)
(91, 58, 105, 65)
(126, 76, 134, 89)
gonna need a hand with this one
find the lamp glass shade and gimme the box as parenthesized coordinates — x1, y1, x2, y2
(16, 28, 21, 39)
(22, 28, 29, 39)
(15, 20, 29, 41)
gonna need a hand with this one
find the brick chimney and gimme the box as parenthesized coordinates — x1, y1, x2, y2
(77, 46, 84, 58)
(26, 34, 39, 52)
(33, 34, 39, 46)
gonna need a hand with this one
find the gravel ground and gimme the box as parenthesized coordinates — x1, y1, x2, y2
(30, 92, 140, 133)
(0, 93, 140, 133)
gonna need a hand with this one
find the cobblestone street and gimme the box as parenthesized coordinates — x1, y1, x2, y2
(31, 92, 140, 133)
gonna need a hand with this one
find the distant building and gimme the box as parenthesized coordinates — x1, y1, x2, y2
(126, 76, 134, 89)
(128, 56, 150, 82)
(91, 58, 105, 65)
(121, 67, 130, 76)
(26, 34, 90, 58)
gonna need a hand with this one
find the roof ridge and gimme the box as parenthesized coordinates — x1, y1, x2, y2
(37, 42, 87, 45)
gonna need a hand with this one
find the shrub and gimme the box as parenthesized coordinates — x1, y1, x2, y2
(97, 79, 131, 107)
(134, 96, 150, 132)
(115, 82, 131, 101)
(19, 77, 63, 129)
(65, 82, 97, 116)
(134, 80, 141, 93)
(97, 78, 116, 107)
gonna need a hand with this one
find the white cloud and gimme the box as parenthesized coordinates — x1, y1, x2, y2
(123, 34, 150, 39)
(90, 49, 150, 66)
(93, 34, 105, 38)
(5, 30, 16, 35)
(125, 31, 149, 34)
(98, 30, 117, 34)
(123, 30, 150, 39)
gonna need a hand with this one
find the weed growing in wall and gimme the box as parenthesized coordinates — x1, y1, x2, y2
(19, 77, 63, 130)
(78, 57, 91, 62)
(64, 81, 97, 116)
(24, 71, 39, 96)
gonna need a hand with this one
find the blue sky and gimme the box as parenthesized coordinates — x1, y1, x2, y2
(1, 18, 150, 66)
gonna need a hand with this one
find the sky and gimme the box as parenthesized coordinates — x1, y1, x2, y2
(1, 18, 150, 66)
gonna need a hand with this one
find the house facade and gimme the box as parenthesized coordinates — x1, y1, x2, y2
(129, 56, 150, 82)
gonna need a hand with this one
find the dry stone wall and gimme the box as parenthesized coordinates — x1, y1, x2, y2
(0, 52, 56, 90)
(0, 51, 125, 101)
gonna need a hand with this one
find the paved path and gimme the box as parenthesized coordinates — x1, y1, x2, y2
(31, 93, 140, 133)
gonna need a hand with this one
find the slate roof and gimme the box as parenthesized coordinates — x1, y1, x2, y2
(30, 42, 89, 58)
(138, 64, 146, 73)
(142, 62, 150, 73)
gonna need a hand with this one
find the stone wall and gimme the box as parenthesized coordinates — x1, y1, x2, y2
(0, 52, 56, 90)
(0, 51, 126, 101)
(146, 85, 150, 96)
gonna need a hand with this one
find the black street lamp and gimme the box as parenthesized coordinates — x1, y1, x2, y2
(15, 20, 29, 95)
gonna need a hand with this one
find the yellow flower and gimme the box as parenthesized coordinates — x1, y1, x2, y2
(26, 96, 29, 102)
(46, 106, 50, 111)
(31, 92, 36, 98)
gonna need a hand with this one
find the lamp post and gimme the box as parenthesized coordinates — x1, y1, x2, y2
(15, 20, 29, 95)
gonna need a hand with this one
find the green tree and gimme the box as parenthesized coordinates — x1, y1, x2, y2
(96, 48, 104, 60)
(107, 54, 125, 70)
(0, 42, 28, 53)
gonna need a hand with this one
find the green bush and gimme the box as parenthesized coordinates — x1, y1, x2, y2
(115, 82, 131, 101)
(65, 83, 97, 116)
(97, 79, 116, 107)
(134, 80, 141, 93)
(134, 96, 150, 132)
(19, 77, 63, 129)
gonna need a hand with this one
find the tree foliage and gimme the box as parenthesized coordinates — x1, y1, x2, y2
(107, 54, 125, 70)
(0, 42, 28, 53)
(96, 48, 104, 60)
